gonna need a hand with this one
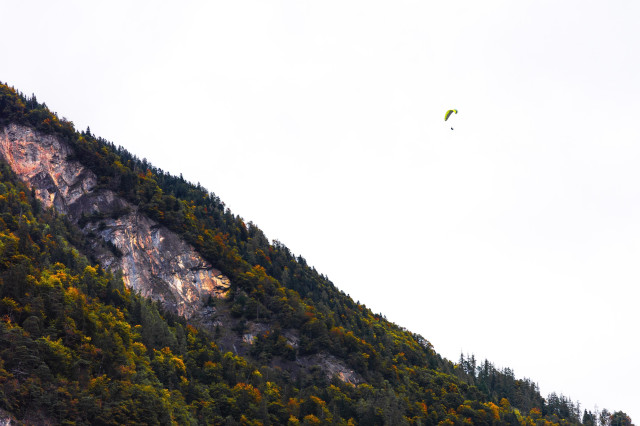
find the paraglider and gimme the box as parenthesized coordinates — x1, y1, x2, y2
(444, 109, 457, 121)
(445, 109, 457, 130)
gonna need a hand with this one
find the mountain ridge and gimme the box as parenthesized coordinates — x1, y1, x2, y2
(0, 81, 632, 425)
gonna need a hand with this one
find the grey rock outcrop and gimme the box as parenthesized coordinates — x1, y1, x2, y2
(0, 407, 17, 426)
(0, 124, 230, 318)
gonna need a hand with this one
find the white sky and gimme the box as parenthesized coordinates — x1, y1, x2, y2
(2, 0, 639, 419)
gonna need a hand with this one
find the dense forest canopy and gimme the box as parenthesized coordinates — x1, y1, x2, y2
(0, 82, 633, 425)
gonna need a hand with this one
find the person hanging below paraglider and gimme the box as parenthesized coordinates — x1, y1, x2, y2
(445, 109, 457, 130)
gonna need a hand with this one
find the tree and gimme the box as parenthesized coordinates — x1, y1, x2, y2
(610, 411, 634, 426)
(583, 409, 597, 426)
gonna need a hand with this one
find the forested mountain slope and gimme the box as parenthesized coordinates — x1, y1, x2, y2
(0, 82, 632, 425)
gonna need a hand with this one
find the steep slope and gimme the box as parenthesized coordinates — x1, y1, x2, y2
(0, 82, 632, 425)
(0, 123, 230, 318)
(0, 122, 363, 386)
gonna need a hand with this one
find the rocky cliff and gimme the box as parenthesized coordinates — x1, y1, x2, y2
(0, 124, 230, 318)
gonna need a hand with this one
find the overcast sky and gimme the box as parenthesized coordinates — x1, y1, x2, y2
(2, 0, 639, 419)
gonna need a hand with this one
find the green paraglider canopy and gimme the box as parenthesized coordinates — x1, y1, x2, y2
(444, 109, 458, 121)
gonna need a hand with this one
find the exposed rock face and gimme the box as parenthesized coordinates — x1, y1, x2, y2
(305, 353, 362, 385)
(238, 323, 362, 385)
(0, 407, 18, 426)
(0, 124, 230, 318)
